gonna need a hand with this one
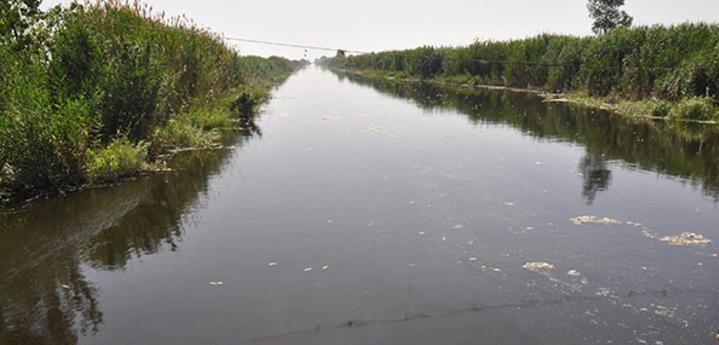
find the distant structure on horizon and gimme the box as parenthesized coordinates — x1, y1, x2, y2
(336, 49, 346, 58)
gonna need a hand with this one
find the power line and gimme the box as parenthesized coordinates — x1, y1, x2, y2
(220, 34, 675, 71)
(221, 36, 368, 55)
(218, 35, 675, 71)
(94, 25, 675, 71)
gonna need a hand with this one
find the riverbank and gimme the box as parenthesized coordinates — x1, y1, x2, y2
(87, 80, 287, 183)
(331, 68, 719, 125)
(0, 1, 304, 207)
(0, 65, 301, 209)
(322, 24, 719, 123)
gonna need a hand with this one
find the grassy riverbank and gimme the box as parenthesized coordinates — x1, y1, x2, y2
(322, 24, 719, 122)
(0, 1, 303, 205)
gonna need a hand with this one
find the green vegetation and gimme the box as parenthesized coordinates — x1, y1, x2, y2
(322, 23, 719, 122)
(560, 94, 717, 121)
(670, 97, 718, 121)
(0, 0, 302, 204)
(86, 137, 149, 181)
(231, 84, 271, 118)
(588, 0, 633, 35)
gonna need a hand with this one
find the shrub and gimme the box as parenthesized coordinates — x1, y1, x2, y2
(669, 97, 717, 121)
(185, 107, 232, 131)
(230, 85, 269, 119)
(86, 137, 149, 180)
(408, 47, 444, 79)
(152, 118, 216, 149)
(651, 100, 672, 117)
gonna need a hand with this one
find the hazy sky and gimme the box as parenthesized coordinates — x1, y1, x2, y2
(42, 0, 719, 59)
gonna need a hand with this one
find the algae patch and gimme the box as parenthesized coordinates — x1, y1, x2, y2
(596, 287, 612, 297)
(571, 217, 712, 247)
(659, 232, 712, 246)
(523, 262, 555, 272)
(570, 216, 621, 225)
(566, 270, 582, 277)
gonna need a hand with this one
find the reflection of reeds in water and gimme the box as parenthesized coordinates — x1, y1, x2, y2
(0, 129, 255, 345)
(85, 147, 234, 270)
(0, 256, 102, 345)
(336, 72, 719, 202)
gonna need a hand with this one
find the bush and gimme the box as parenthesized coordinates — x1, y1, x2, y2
(651, 100, 672, 117)
(187, 107, 232, 131)
(669, 97, 717, 121)
(230, 85, 269, 118)
(152, 117, 216, 149)
(407, 47, 444, 79)
(86, 137, 149, 180)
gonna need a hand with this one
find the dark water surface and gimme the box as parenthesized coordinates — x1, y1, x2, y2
(1, 67, 718, 345)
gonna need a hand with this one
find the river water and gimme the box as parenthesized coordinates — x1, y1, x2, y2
(1, 66, 718, 345)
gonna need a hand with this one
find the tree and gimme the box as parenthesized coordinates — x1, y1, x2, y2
(0, 0, 42, 39)
(587, 0, 633, 35)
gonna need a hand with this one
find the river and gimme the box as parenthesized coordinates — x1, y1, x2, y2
(1, 66, 718, 345)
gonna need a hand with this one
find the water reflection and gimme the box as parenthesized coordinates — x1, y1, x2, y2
(579, 153, 612, 205)
(336, 71, 719, 202)
(1, 69, 718, 345)
(0, 252, 101, 345)
(85, 147, 234, 271)
(0, 132, 254, 345)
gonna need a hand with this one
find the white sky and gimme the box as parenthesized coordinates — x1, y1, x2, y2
(42, 0, 719, 60)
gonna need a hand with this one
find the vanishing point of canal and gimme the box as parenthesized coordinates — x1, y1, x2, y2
(1, 67, 718, 345)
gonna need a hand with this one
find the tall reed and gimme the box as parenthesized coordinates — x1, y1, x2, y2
(326, 24, 719, 105)
(0, 0, 300, 202)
